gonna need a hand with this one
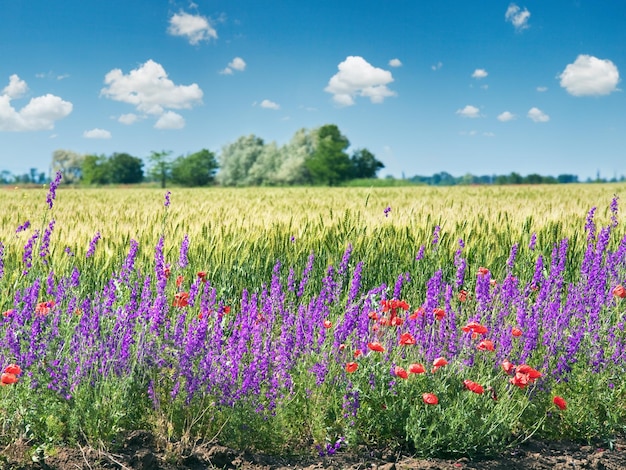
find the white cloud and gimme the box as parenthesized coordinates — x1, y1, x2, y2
(497, 111, 516, 122)
(431, 61, 443, 71)
(388, 58, 402, 67)
(167, 11, 217, 45)
(472, 68, 488, 79)
(0, 76, 72, 131)
(527, 107, 549, 122)
(118, 113, 139, 125)
(221, 57, 246, 74)
(456, 105, 481, 118)
(101, 60, 203, 115)
(260, 99, 280, 110)
(83, 128, 111, 139)
(325, 56, 396, 106)
(505, 3, 531, 31)
(483, 132, 495, 137)
(2, 74, 28, 99)
(229, 57, 246, 71)
(558, 55, 620, 96)
(536, 86, 548, 92)
(154, 111, 185, 129)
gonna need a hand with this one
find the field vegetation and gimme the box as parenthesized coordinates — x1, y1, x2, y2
(0, 180, 625, 462)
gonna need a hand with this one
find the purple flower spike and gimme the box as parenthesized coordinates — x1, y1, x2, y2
(46, 171, 62, 210)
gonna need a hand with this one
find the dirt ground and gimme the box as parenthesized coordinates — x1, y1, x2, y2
(2, 431, 625, 470)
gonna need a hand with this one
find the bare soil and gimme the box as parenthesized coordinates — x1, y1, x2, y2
(2, 431, 625, 470)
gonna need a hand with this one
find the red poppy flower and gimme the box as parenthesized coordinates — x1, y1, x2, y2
(390, 315, 404, 327)
(477, 267, 490, 276)
(463, 379, 484, 394)
(501, 359, 515, 374)
(433, 308, 445, 321)
(2, 309, 14, 318)
(163, 266, 171, 278)
(368, 311, 379, 321)
(408, 363, 425, 374)
(477, 339, 495, 351)
(4, 364, 21, 375)
(176, 275, 184, 287)
(197, 271, 207, 282)
(394, 366, 408, 379)
(613, 285, 626, 299)
(462, 321, 488, 335)
(323, 319, 333, 329)
(367, 342, 385, 352)
(35, 300, 55, 316)
(458, 289, 468, 302)
(223, 306, 231, 314)
(511, 327, 523, 337)
(490, 279, 497, 287)
(354, 349, 363, 358)
(399, 332, 416, 345)
(509, 364, 541, 388)
(339, 343, 346, 351)
(422, 393, 438, 405)
(409, 307, 425, 320)
(346, 362, 358, 373)
(0, 373, 18, 385)
(433, 357, 448, 368)
(553, 395, 567, 410)
(173, 292, 189, 308)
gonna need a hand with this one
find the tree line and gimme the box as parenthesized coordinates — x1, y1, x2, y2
(42, 124, 384, 188)
(1, 123, 622, 186)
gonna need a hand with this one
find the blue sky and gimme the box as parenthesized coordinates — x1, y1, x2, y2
(1, 1, 624, 180)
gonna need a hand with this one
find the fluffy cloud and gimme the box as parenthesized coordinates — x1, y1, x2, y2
(154, 111, 185, 129)
(118, 113, 139, 125)
(2, 74, 28, 99)
(83, 128, 111, 139)
(497, 111, 516, 122)
(167, 11, 217, 45)
(221, 57, 246, 74)
(527, 107, 549, 122)
(505, 3, 530, 31)
(101, 60, 203, 117)
(536, 86, 548, 92)
(260, 99, 280, 110)
(559, 55, 620, 96)
(0, 75, 72, 131)
(456, 105, 481, 118)
(472, 69, 488, 79)
(388, 58, 402, 67)
(431, 61, 443, 71)
(325, 56, 396, 106)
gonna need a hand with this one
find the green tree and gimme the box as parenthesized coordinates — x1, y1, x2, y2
(171, 149, 219, 187)
(216, 135, 266, 186)
(147, 151, 173, 188)
(82, 155, 110, 185)
(109, 153, 144, 184)
(350, 148, 384, 179)
(305, 124, 351, 185)
(52, 149, 84, 184)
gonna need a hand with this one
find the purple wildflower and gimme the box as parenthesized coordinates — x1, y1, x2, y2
(23, 230, 40, 275)
(39, 219, 56, 259)
(46, 171, 62, 209)
(86, 232, 101, 258)
(178, 234, 190, 269)
(164, 190, 171, 208)
(16, 220, 31, 234)
(610, 195, 619, 228)
(384, 206, 391, 217)
(529, 232, 537, 251)
(432, 225, 441, 246)
(0, 241, 3, 279)
(415, 245, 426, 261)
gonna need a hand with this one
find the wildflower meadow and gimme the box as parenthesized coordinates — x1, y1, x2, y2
(1, 177, 625, 460)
